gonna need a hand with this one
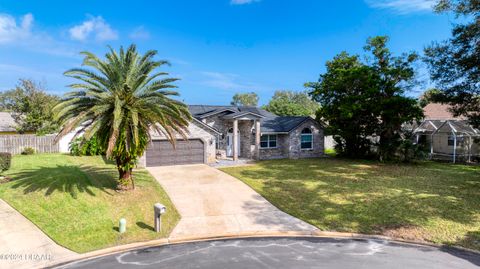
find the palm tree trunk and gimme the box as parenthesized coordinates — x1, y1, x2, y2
(116, 158, 134, 191)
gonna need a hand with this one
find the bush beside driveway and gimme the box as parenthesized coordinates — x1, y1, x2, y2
(0, 154, 180, 253)
(221, 158, 480, 251)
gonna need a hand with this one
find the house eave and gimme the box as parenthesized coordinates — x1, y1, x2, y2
(197, 109, 238, 119)
(222, 111, 266, 120)
(191, 118, 221, 135)
(286, 116, 317, 133)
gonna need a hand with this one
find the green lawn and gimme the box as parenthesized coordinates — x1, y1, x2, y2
(221, 158, 480, 251)
(0, 154, 180, 253)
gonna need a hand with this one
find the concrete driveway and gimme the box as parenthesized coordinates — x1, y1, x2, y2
(147, 164, 318, 239)
(0, 199, 78, 269)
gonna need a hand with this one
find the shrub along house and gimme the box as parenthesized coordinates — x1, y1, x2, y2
(139, 105, 324, 167)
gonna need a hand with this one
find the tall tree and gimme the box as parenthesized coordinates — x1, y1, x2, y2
(263, 90, 319, 116)
(308, 37, 423, 160)
(424, 0, 480, 126)
(364, 36, 423, 160)
(419, 88, 443, 107)
(230, 92, 259, 106)
(307, 52, 379, 157)
(54, 45, 191, 191)
(0, 79, 59, 134)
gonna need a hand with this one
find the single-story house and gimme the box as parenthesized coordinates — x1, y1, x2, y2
(139, 105, 325, 167)
(413, 103, 480, 162)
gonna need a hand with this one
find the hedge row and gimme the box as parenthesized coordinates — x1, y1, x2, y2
(0, 152, 11, 173)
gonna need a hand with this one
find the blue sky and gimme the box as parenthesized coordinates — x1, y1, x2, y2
(0, 0, 454, 105)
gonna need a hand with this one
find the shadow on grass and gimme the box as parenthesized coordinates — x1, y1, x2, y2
(446, 230, 480, 266)
(231, 158, 479, 249)
(136, 221, 155, 231)
(7, 164, 117, 198)
(441, 230, 480, 266)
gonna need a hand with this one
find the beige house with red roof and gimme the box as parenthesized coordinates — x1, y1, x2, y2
(414, 103, 479, 163)
(422, 103, 466, 120)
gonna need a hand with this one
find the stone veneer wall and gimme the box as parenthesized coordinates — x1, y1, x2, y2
(258, 134, 289, 160)
(258, 119, 324, 160)
(239, 121, 254, 158)
(138, 120, 217, 167)
(204, 115, 255, 159)
(287, 119, 324, 159)
(205, 114, 230, 151)
(138, 116, 324, 166)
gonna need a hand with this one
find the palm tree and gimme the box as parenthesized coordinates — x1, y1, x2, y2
(54, 44, 192, 190)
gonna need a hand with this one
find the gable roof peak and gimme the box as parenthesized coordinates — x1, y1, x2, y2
(423, 103, 466, 121)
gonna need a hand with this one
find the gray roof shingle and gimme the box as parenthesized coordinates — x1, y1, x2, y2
(188, 105, 275, 118)
(260, 116, 311, 133)
(414, 119, 480, 135)
(188, 105, 314, 133)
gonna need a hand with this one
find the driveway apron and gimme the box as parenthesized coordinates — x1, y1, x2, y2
(147, 164, 318, 239)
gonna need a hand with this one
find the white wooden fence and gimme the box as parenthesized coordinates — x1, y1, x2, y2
(0, 134, 59, 155)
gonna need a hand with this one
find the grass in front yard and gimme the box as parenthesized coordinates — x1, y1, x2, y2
(221, 158, 480, 250)
(324, 148, 337, 157)
(0, 154, 180, 253)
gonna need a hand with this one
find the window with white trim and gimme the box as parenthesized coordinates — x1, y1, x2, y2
(301, 128, 313, 149)
(260, 134, 277, 148)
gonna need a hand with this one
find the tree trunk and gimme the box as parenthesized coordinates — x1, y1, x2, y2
(116, 158, 135, 191)
(379, 124, 395, 161)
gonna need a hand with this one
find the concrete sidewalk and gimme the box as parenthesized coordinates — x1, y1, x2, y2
(0, 164, 317, 268)
(0, 199, 78, 269)
(147, 164, 318, 239)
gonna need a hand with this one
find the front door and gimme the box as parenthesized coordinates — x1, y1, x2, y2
(226, 132, 241, 157)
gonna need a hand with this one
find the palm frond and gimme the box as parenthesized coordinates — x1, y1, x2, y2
(54, 44, 192, 176)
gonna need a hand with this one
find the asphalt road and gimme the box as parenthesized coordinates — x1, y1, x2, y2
(56, 237, 480, 269)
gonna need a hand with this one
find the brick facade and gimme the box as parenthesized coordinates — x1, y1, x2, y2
(140, 111, 324, 166)
(257, 119, 324, 160)
(287, 119, 324, 159)
(239, 121, 254, 158)
(204, 115, 256, 159)
(258, 134, 289, 160)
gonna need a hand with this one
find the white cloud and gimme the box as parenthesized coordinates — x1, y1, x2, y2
(365, 0, 435, 13)
(69, 16, 118, 42)
(21, 13, 33, 29)
(129, 26, 150, 40)
(230, 0, 260, 5)
(0, 13, 34, 44)
(199, 71, 261, 91)
(0, 12, 78, 58)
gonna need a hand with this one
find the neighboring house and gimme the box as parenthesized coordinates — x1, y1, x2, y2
(139, 105, 325, 167)
(0, 112, 18, 135)
(413, 103, 480, 162)
(0, 112, 61, 154)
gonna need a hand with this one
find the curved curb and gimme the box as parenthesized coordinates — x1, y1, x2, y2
(48, 230, 480, 268)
